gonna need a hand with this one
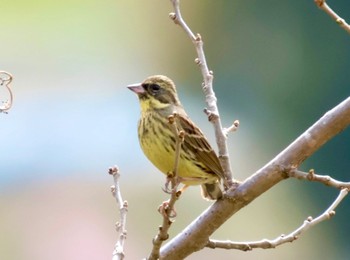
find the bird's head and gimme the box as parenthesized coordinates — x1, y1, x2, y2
(127, 75, 182, 112)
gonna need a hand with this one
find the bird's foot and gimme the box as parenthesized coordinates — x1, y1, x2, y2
(158, 200, 177, 219)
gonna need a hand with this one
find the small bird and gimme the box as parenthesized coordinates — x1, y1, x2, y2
(128, 75, 224, 200)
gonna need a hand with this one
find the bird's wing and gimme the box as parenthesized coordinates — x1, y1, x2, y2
(176, 114, 225, 180)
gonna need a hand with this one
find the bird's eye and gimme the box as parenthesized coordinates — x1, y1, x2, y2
(149, 84, 161, 94)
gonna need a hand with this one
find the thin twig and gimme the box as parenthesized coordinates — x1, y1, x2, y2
(169, 0, 234, 187)
(206, 188, 348, 251)
(290, 169, 350, 189)
(314, 0, 350, 34)
(109, 166, 128, 260)
(0, 71, 14, 113)
(147, 113, 184, 260)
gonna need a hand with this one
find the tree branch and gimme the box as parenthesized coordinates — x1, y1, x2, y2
(160, 97, 350, 259)
(109, 166, 128, 260)
(314, 0, 350, 34)
(206, 188, 348, 251)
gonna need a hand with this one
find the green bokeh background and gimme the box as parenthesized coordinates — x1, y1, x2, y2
(1, 1, 349, 259)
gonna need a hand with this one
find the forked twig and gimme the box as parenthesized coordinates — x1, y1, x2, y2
(206, 188, 348, 251)
(206, 168, 350, 251)
(109, 166, 128, 260)
(147, 113, 185, 260)
(0, 71, 14, 113)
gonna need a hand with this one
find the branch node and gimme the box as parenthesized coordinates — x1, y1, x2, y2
(109, 165, 119, 175)
(203, 108, 219, 122)
(111, 185, 116, 196)
(195, 33, 202, 42)
(175, 190, 182, 197)
(314, 0, 324, 7)
(169, 12, 176, 21)
(194, 58, 201, 65)
(336, 18, 345, 25)
(123, 201, 128, 208)
(307, 169, 315, 180)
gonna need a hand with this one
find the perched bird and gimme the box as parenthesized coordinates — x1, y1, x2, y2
(128, 75, 224, 200)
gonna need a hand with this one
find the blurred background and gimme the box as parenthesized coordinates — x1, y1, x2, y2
(0, 0, 349, 259)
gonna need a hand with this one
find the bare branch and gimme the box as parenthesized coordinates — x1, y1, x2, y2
(147, 113, 184, 260)
(290, 169, 350, 189)
(109, 166, 128, 260)
(0, 71, 14, 113)
(206, 188, 348, 251)
(169, 0, 234, 186)
(314, 0, 350, 34)
(160, 97, 350, 259)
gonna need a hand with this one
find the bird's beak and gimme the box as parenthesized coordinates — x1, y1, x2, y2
(127, 83, 145, 94)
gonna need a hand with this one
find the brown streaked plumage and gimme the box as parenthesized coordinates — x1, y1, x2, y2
(128, 75, 224, 200)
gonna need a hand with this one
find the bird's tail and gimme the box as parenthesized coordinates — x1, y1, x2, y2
(201, 182, 223, 200)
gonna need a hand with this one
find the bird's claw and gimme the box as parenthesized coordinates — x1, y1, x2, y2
(162, 176, 173, 194)
(158, 200, 177, 219)
(162, 173, 181, 194)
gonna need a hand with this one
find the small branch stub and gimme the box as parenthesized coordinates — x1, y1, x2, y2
(169, 12, 176, 21)
(203, 108, 219, 122)
(223, 120, 240, 137)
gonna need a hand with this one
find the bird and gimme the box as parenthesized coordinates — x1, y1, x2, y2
(127, 75, 225, 200)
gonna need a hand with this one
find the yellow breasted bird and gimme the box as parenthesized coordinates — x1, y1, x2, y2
(128, 75, 224, 200)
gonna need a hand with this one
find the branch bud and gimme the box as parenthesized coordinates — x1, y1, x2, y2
(109, 165, 119, 175)
(169, 12, 176, 20)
